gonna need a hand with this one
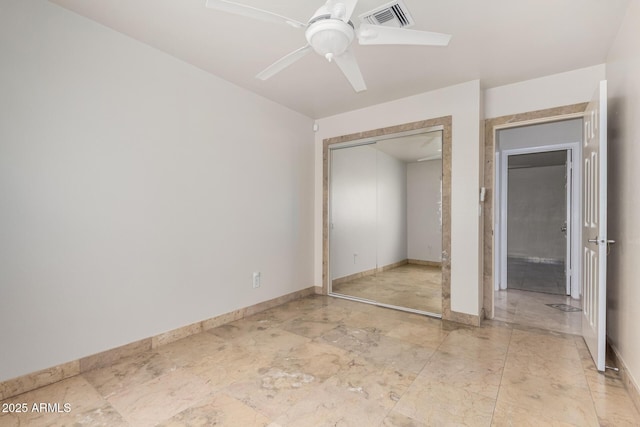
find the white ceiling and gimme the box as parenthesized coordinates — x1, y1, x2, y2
(375, 131, 442, 163)
(49, 0, 630, 119)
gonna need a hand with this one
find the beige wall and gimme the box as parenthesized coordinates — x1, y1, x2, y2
(0, 0, 314, 381)
(606, 0, 640, 398)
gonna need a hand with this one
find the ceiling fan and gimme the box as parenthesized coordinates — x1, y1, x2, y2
(204, 0, 451, 92)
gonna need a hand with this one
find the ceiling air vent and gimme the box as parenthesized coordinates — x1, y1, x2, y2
(358, 0, 415, 29)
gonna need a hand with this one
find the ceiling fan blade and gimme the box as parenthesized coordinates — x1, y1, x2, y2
(205, 0, 306, 29)
(357, 23, 451, 46)
(342, 0, 358, 22)
(333, 49, 366, 92)
(324, 0, 358, 23)
(256, 45, 313, 81)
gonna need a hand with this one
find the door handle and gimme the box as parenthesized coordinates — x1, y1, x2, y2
(561, 225, 567, 233)
(588, 237, 617, 245)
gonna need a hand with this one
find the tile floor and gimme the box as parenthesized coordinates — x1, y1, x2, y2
(332, 264, 442, 314)
(1, 295, 639, 426)
(507, 257, 566, 295)
(494, 288, 582, 335)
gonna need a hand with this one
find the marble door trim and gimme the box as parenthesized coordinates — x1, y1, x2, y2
(322, 116, 452, 321)
(482, 103, 589, 320)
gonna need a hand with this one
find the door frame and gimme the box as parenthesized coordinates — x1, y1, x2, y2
(497, 142, 581, 298)
(322, 116, 454, 320)
(483, 104, 588, 319)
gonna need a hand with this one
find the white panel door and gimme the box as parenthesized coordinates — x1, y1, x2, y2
(582, 81, 608, 372)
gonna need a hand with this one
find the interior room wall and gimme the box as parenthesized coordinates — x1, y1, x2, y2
(606, 0, 640, 401)
(507, 165, 566, 261)
(497, 119, 583, 151)
(376, 150, 408, 269)
(316, 80, 483, 316)
(329, 146, 407, 280)
(407, 160, 443, 262)
(484, 65, 606, 119)
(0, 0, 314, 382)
(329, 145, 377, 279)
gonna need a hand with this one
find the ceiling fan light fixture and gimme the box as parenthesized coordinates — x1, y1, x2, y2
(305, 20, 354, 61)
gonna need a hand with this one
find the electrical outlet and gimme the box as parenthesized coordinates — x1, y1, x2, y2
(252, 272, 261, 288)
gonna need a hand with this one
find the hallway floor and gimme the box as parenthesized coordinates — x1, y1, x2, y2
(1, 295, 638, 426)
(332, 264, 442, 314)
(506, 257, 566, 295)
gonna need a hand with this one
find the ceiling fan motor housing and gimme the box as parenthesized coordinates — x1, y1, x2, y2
(305, 19, 355, 61)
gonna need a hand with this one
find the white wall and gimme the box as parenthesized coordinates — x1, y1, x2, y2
(407, 160, 442, 262)
(497, 119, 583, 151)
(329, 145, 377, 279)
(316, 80, 483, 316)
(485, 65, 606, 119)
(606, 0, 640, 398)
(376, 150, 408, 269)
(329, 146, 407, 279)
(0, 0, 314, 382)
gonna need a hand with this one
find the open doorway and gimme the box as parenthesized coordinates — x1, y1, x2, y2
(506, 150, 569, 295)
(493, 118, 583, 334)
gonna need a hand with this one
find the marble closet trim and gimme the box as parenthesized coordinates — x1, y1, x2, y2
(482, 103, 588, 319)
(0, 286, 316, 401)
(322, 116, 457, 323)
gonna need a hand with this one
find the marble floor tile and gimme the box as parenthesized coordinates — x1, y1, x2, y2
(418, 350, 504, 400)
(2, 294, 639, 426)
(326, 355, 417, 409)
(381, 411, 428, 427)
(496, 371, 599, 426)
(382, 316, 450, 349)
(494, 289, 582, 335)
(252, 339, 355, 401)
(502, 351, 588, 390)
(222, 366, 321, 420)
(209, 322, 311, 355)
(106, 370, 214, 427)
(491, 398, 578, 426)
(0, 376, 127, 427)
(156, 393, 270, 427)
(83, 350, 178, 399)
(271, 381, 390, 427)
(437, 328, 510, 362)
(583, 366, 640, 426)
(318, 324, 434, 374)
(394, 381, 496, 427)
(332, 264, 442, 314)
(178, 341, 267, 390)
(278, 313, 346, 339)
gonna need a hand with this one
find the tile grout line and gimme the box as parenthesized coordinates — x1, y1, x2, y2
(382, 323, 450, 424)
(489, 324, 514, 425)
